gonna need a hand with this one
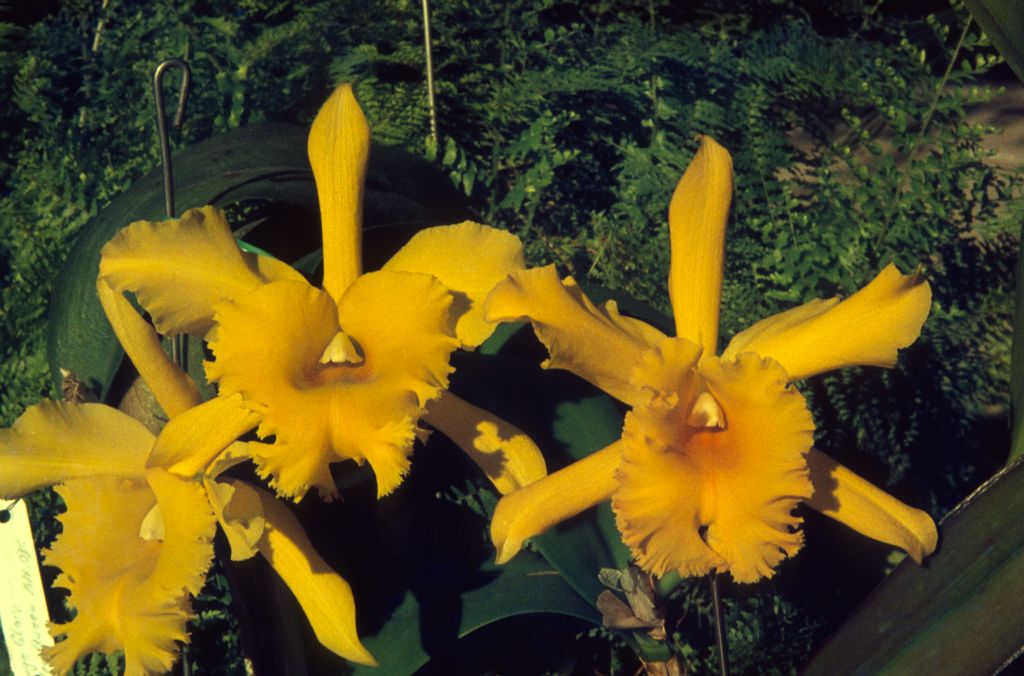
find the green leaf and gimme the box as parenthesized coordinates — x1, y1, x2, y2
(350, 551, 600, 675)
(447, 348, 631, 607)
(1009, 232, 1024, 463)
(532, 394, 631, 606)
(477, 320, 527, 356)
(964, 0, 1024, 84)
(290, 249, 324, 277)
(802, 456, 1024, 674)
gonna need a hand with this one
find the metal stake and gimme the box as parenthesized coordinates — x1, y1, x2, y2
(152, 59, 191, 368)
(153, 58, 191, 219)
(710, 572, 729, 675)
(421, 0, 439, 145)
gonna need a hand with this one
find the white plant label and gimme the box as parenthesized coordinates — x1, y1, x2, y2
(0, 499, 53, 675)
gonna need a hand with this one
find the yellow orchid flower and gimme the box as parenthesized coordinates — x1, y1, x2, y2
(97, 84, 545, 502)
(485, 136, 938, 583)
(0, 282, 376, 673)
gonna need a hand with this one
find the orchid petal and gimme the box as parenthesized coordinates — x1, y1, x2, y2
(309, 84, 368, 300)
(0, 401, 151, 497)
(667, 136, 733, 351)
(720, 297, 839, 359)
(99, 206, 268, 337)
(806, 448, 938, 563)
(96, 279, 202, 418)
(722, 264, 931, 381)
(43, 476, 169, 675)
(254, 487, 377, 666)
(383, 222, 526, 347)
(148, 393, 259, 477)
(207, 273, 457, 500)
(485, 265, 665, 406)
(43, 469, 216, 676)
(615, 344, 815, 583)
(424, 391, 547, 494)
(252, 252, 308, 284)
(337, 269, 459, 409)
(207, 280, 349, 499)
(205, 477, 266, 561)
(207, 440, 257, 479)
(144, 467, 219, 598)
(491, 441, 621, 564)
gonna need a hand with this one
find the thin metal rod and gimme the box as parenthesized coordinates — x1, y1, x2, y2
(710, 572, 729, 676)
(153, 59, 191, 368)
(153, 58, 192, 219)
(421, 0, 439, 144)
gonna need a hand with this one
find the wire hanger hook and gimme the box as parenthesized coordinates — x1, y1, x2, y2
(153, 58, 192, 218)
(153, 59, 191, 368)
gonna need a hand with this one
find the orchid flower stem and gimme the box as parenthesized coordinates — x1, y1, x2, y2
(710, 572, 729, 676)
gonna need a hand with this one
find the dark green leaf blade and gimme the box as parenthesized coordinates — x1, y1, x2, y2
(803, 456, 1024, 674)
(532, 394, 632, 606)
(966, 1, 1024, 462)
(1010, 233, 1024, 462)
(350, 551, 600, 675)
(965, 0, 1024, 84)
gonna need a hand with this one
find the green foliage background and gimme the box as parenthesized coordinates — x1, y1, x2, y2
(0, 0, 1019, 673)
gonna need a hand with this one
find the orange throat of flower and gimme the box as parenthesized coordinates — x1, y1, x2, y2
(612, 338, 817, 583)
